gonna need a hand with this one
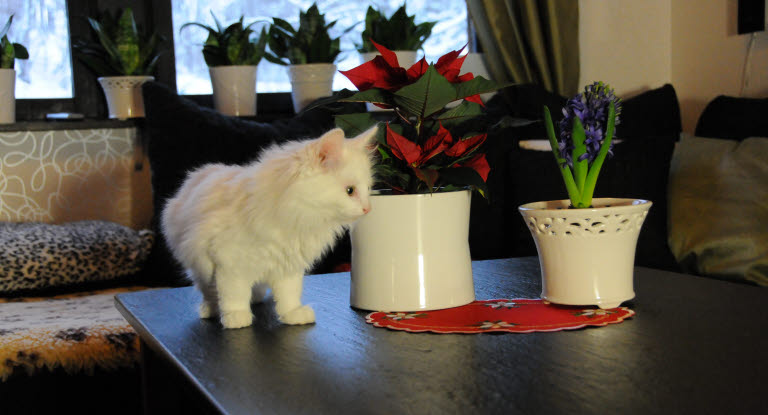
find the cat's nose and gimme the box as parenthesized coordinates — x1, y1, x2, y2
(362, 206, 371, 214)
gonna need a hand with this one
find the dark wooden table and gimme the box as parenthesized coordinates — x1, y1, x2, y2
(115, 257, 768, 415)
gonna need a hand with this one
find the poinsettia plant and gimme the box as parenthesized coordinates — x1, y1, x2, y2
(320, 41, 505, 196)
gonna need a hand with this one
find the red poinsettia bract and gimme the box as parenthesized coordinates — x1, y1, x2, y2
(340, 40, 483, 105)
(386, 123, 489, 182)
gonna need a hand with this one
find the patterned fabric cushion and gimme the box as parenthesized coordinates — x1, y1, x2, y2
(0, 221, 153, 294)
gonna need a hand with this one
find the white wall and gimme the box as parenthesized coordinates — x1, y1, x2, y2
(579, 0, 768, 133)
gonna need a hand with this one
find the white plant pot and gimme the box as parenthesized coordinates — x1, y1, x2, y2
(0, 68, 16, 124)
(360, 50, 418, 112)
(209, 65, 258, 116)
(350, 190, 475, 312)
(518, 198, 652, 309)
(287, 63, 336, 113)
(97, 76, 154, 120)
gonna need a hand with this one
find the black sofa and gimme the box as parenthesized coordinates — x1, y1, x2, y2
(139, 81, 684, 288)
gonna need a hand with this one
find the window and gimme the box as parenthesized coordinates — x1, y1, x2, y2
(7, 0, 469, 121)
(171, 0, 468, 95)
(3, 0, 73, 98)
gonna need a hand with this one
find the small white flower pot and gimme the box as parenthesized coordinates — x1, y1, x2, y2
(287, 63, 336, 113)
(518, 198, 652, 309)
(350, 190, 475, 312)
(0, 68, 16, 124)
(97, 75, 154, 120)
(360, 50, 418, 112)
(209, 65, 258, 116)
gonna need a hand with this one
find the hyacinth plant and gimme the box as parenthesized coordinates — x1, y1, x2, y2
(543, 82, 622, 208)
(316, 41, 505, 196)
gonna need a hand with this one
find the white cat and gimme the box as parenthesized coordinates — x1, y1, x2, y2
(161, 127, 377, 329)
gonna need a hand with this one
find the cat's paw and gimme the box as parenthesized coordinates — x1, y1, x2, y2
(198, 302, 217, 319)
(220, 310, 253, 329)
(279, 305, 316, 325)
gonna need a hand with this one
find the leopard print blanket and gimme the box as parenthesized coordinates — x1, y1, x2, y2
(0, 286, 151, 380)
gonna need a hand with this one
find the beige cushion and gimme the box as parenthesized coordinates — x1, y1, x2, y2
(668, 134, 768, 285)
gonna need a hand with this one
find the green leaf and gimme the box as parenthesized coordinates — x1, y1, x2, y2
(581, 101, 616, 208)
(454, 76, 509, 102)
(543, 106, 580, 207)
(393, 65, 455, 119)
(340, 88, 391, 105)
(435, 100, 484, 129)
(0, 15, 12, 40)
(571, 116, 588, 201)
(334, 112, 379, 137)
(438, 167, 489, 199)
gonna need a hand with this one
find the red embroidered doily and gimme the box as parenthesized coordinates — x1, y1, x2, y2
(365, 299, 634, 333)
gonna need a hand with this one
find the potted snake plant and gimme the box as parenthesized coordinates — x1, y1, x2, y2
(0, 14, 29, 124)
(180, 13, 268, 116)
(357, 3, 435, 111)
(265, 3, 346, 113)
(72, 8, 166, 119)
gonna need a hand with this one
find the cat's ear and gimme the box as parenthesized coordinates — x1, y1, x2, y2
(351, 125, 380, 154)
(316, 128, 346, 168)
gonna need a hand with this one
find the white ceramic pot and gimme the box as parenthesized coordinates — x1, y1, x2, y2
(360, 50, 418, 112)
(97, 75, 154, 120)
(518, 198, 652, 309)
(350, 190, 475, 312)
(287, 63, 336, 113)
(0, 68, 16, 124)
(209, 65, 258, 116)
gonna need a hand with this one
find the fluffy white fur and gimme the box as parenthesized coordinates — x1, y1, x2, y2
(162, 127, 377, 329)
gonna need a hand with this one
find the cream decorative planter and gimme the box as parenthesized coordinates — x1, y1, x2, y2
(350, 190, 475, 312)
(209, 65, 258, 116)
(287, 63, 336, 113)
(0, 68, 16, 124)
(361, 50, 417, 112)
(518, 198, 652, 309)
(97, 76, 154, 120)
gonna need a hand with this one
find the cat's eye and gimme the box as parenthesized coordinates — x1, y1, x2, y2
(346, 186, 355, 196)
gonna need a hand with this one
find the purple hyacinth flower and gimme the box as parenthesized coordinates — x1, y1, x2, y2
(556, 82, 622, 167)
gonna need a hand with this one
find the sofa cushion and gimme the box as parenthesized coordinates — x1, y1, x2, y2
(695, 95, 768, 140)
(140, 82, 357, 286)
(667, 134, 768, 285)
(496, 84, 681, 271)
(0, 221, 153, 295)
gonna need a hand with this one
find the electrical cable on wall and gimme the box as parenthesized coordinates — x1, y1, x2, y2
(740, 32, 757, 96)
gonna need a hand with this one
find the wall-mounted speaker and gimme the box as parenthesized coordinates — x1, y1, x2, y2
(738, 0, 765, 34)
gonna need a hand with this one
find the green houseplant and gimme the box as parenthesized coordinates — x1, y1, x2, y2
(0, 14, 29, 124)
(518, 82, 651, 309)
(181, 13, 268, 116)
(265, 3, 346, 112)
(358, 3, 435, 53)
(1, 15, 29, 69)
(72, 8, 166, 119)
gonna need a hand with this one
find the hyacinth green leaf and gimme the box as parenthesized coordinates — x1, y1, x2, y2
(571, 116, 588, 205)
(334, 112, 378, 138)
(582, 101, 616, 208)
(543, 106, 581, 207)
(435, 100, 483, 129)
(393, 65, 455, 119)
(454, 76, 508, 102)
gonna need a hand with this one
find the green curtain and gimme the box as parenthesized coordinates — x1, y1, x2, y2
(467, 0, 580, 97)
